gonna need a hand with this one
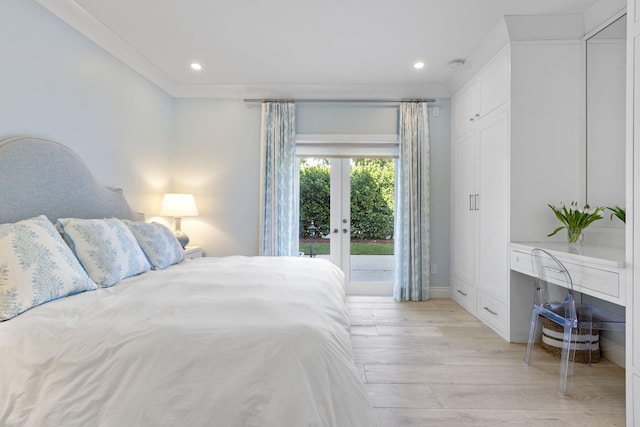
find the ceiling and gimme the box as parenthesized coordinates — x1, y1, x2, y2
(36, 0, 603, 99)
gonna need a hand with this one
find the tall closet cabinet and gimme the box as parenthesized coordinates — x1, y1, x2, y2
(451, 48, 510, 337)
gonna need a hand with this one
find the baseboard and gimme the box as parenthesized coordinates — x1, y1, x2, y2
(346, 284, 451, 298)
(429, 286, 451, 299)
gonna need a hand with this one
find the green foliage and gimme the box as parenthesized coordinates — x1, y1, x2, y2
(299, 159, 395, 239)
(606, 206, 626, 223)
(547, 201, 603, 240)
(350, 164, 394, 239)
(299, 163, 330, 237)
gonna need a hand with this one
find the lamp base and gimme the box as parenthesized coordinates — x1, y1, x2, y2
(174, 230, 190, 249)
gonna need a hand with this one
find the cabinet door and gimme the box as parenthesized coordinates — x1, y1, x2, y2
(452, 83, 479, 138)
(452, 132, 478, 285)
(479, 49, 510, 117)
(476, 109, 509, 300)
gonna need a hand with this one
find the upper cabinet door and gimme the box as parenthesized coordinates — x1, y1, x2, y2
(452, 48, 509, 139)
(479, 49, 510, 119)
(452, 83, 480, 138)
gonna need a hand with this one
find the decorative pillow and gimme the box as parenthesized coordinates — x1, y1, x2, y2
(57, 218, 150, 287)
(0, 215, 97, 320)
(122, 220, 184, 270)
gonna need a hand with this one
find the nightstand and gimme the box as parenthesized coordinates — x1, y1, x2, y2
(184, 246, 203, 259)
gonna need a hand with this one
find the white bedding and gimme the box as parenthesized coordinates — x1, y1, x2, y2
(0, 256, 376, 427)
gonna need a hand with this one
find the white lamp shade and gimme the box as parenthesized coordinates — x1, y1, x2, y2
(160, 193, 199, 217)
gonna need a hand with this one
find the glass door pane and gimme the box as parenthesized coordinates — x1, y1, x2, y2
(349, 159, 395, 287)
(299, 157, 331, 262)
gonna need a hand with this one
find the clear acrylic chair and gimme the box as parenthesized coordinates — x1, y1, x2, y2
(524, 248, 625, 395)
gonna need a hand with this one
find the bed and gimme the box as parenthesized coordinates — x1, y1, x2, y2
(0, 136, 377, 427)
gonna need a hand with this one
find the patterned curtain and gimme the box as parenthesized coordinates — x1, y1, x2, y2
(394, 102, 430, 301)
(259, 101, 299, 256)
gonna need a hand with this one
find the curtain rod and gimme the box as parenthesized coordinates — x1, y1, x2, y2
(242, 98, 436, 103)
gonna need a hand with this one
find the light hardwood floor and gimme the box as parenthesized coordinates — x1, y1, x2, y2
(347, 296, 625, 427)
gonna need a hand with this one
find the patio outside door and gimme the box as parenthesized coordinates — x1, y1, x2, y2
(299, 157, 394, 295)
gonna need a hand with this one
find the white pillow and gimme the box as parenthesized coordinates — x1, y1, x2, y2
(123, 221, 184, 270)
(57, 218, 150, 287)
(0, 215, 97, 320)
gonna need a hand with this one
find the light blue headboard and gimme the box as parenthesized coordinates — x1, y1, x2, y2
(0, 136, 141, 224)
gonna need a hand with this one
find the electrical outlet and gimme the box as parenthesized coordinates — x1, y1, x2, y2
(431, 106, 440, 117)
(430, 264, 437, 274)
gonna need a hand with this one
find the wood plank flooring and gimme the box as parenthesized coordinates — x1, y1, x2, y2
(347, 296, 625, 427)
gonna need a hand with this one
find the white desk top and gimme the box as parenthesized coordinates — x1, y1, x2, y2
(511, 241, 626, 269)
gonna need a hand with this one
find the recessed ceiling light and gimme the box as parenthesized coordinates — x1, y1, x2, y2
(414, 62, 425, 69)
(190, 62, 203, 71)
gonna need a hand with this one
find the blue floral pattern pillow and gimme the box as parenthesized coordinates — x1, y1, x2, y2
(57, 218, 150, 287)
(0, 215, 97, 320)
(123, 221, 184, 270)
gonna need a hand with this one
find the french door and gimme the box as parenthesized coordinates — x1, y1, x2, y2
(299, 157, 394, 295)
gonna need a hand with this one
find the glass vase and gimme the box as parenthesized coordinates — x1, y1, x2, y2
(567, 227, 584, 254)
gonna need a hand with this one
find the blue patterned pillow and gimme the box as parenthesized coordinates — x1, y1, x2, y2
(123, 221, 184, 269)
(57, 218, 150, 287)
(0, 215, 97, 320)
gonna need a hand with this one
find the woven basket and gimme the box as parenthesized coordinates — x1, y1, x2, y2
(540, 317, 600, 363)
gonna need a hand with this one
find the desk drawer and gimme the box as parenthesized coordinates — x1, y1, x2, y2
(511, 250, 533, 275)
(510, 248, 623, 304)
(477, 291, 507, 336)
(567, 263, 620, 299)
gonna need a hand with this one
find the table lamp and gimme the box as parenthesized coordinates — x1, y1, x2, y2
(160, 193, 199, 248)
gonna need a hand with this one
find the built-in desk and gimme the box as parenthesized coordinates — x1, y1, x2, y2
(510, 242, 626, 307)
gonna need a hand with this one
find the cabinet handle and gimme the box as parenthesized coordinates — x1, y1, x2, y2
(475, 113, 480, 118)
(457, 289, 468, 296)
(469, 117, 475, 122)
(469, 194, 473, 211)
(483, 306, 498, 316)
(474, 194, 479, 210)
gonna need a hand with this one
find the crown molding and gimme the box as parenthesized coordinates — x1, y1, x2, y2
(35, 0, 179, 95)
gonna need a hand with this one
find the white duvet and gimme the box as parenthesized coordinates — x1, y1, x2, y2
(0, 256, 377, 427)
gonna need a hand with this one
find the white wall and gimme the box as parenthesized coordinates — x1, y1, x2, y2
(427, 100, 451, 289)
(171, 100, 262, 256)
(0, 0, 174, 214)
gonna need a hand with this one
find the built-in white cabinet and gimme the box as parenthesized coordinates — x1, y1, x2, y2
(451, 84, 479, 138)
(451, 48, 510, 337)
(451, 52, 509, 140)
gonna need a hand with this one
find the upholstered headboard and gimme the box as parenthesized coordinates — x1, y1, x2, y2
(0, 136, 141, 224)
